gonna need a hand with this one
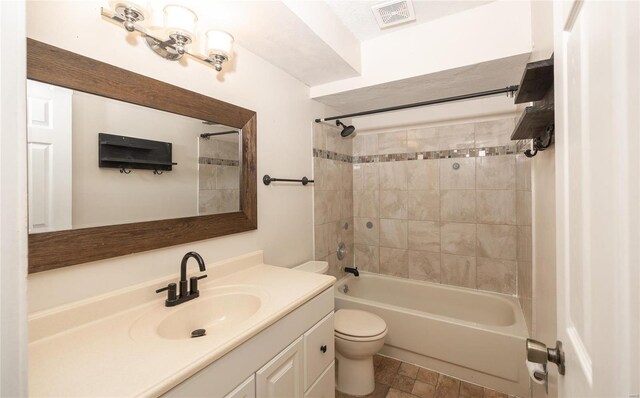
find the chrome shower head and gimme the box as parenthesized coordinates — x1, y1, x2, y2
(336, 120, 356, 138)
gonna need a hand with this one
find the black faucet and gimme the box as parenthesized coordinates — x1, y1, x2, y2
(344, 266, 359, 277)
(156, 251, 207, 307)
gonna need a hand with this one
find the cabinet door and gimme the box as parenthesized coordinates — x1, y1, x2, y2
(256, 337, 304, 397)
(225, 375, 255, 398)
(304, 362, 335, 398)
(304, 312, 334, 391)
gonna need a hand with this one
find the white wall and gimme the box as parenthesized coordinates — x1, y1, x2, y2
(282, 0, 361, 74)
(26, 1, 330, 312)
(530, 1, 554, 63)
(71, 91, 202, 229)
(0, 1, 29, 395)
(529, 2, 556, 397)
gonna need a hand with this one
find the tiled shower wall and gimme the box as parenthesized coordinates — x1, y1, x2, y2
(313, 123, 354, 278)
(198, 136, 240, 215)
(313, 117, 533, 303)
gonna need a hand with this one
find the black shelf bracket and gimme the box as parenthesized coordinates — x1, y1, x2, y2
(524, 125, 555, 158)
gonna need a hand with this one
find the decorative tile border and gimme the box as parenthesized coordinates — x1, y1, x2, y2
(312, 149, 354, 163)
(313, 144, 522, 164)
(199, 157, 240, 166)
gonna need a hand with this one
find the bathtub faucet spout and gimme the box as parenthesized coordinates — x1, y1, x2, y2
(344, 266, 359, 277)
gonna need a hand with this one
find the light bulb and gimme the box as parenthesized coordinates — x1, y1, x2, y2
(164, 5, 197, 42)
(206, 30, 234, 61)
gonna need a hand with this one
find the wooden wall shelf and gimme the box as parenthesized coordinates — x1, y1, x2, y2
(98, 133, 175, 171)
(511, 104, 555, 140)
(514, 57, 554, 104)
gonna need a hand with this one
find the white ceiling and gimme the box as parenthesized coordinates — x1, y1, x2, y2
(167, 0, 361, 86)
(140, 1, 530, 101)
(323, 0, 494, 41)
(158, 0, 515, 89)
(313, 53, 530, 114)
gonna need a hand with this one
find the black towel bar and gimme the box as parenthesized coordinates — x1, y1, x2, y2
(263, 175, 314, 186)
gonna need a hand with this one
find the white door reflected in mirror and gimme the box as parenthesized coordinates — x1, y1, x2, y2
(27, 80, 73, 233)
(26, 80, 241, 234)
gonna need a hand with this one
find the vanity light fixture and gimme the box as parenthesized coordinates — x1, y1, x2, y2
(102, 1, 234, 72)
(163, 4, 197, 56)
(206, 30, 234, 71)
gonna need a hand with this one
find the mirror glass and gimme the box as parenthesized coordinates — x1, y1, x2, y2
(27, 79, 241, 234)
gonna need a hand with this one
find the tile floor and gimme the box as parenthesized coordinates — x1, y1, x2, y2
(335, 355, 518, 398)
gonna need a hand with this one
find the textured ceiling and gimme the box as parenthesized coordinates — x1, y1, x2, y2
(312, 53, 531, 115)
(172, 0, 361, 86)
(119, 1, 522, 91)
(323, 0, 494, 41)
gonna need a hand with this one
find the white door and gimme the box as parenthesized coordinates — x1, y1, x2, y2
(554, 1, 639, 396)
(26, 80, 73, 233)
(256, 337, 304, 397)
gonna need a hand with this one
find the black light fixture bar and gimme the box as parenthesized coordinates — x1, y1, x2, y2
(314, 85, 519, 123)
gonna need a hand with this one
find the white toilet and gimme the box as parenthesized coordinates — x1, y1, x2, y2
(334, 309, 387, 396)
(294, 261, 388, 396)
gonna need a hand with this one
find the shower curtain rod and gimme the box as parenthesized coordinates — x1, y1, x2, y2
(314, 85, 519, 123)
(200, 130, 239, 138)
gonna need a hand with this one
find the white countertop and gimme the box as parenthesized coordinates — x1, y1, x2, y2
(28, 252, 335, 397)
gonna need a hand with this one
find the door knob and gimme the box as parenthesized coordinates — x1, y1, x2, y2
(526, 339, 566, 375)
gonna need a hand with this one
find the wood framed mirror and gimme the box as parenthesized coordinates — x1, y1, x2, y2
(26, 38, 257, 273)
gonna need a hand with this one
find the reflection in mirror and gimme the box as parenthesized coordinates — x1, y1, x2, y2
(27, 79, 241, 234)
(197, 126, 241, 215)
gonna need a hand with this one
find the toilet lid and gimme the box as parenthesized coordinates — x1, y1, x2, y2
(335, 309, 387, 338)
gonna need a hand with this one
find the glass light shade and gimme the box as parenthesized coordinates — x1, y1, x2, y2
(163, 5, 197, 39)
(206, 30, 234, 59)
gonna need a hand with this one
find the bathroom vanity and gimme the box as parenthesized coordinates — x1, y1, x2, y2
(28, 252, 335, 397)
(165, 295, 335, 397)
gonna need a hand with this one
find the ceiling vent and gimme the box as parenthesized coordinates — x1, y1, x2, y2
(371, 0, 416, 29)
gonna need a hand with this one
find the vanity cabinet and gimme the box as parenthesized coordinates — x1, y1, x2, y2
(254, 312, 335, 398)
(163, 287, 335, 398)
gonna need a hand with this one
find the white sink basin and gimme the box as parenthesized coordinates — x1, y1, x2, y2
(129, 285, 268, 342)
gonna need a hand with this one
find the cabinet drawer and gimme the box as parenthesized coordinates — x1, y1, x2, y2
(305, 362, 335, 398)
(304, 312, 334, 390)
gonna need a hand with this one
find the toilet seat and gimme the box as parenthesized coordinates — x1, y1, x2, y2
(335, 329, 387, 342)
(334, 309, 387, 340)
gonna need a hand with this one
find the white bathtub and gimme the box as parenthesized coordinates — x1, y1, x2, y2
(335, 273, 530, 397)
